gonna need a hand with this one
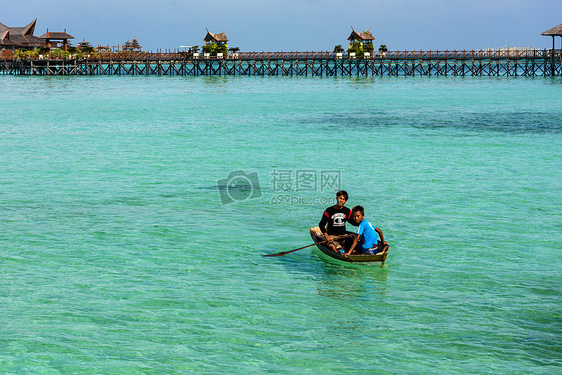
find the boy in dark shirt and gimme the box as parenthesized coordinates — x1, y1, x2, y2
(318, 190, 353, 253)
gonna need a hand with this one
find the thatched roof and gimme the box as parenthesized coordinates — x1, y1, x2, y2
(0, 30, 20, 47)
(39, 30, 74, 40)
(78, 39, 92, 48)
(0, 19, 36, 36)
(0, 19, 43, 47)
(541, 24, 562, 36)
(348, 27, 375, 42)
(204, 29, 228, 43)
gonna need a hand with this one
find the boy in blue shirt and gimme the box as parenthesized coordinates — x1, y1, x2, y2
(344, 205, 386, 257)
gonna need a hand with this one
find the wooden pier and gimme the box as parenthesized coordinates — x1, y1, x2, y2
(1, 50, 560, 77)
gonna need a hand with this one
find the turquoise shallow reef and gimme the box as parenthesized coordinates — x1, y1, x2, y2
(1, 75, 561, 373)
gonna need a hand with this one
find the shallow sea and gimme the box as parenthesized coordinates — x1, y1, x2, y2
(1, 75, 561, 374)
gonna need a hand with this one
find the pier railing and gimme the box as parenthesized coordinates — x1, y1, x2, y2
(91, 48, 559, 60)
(383, 49, 558, 59)
(91, 51, 335, 60)
(236, 51, 333, 59)
(1, 49, 560, 76)
(2, 49, 559, 61)
(235, 49, 557, 60)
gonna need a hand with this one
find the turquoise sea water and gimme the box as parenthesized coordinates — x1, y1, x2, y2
(1, 75, 561, 374)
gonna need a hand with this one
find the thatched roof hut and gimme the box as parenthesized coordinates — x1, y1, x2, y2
(541, 24, 562, 51)
(204, 29, 228, 43)
(347, 27, 375, 42)
(38, 29, 74, 51)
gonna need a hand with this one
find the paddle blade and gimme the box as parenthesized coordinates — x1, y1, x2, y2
(262, 241, 326, 258)
(262, 252, 289, 257)
(263, 234, 353, 258)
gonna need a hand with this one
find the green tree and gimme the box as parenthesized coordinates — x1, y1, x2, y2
(202, 42, 217, 55)
(50, 49, 65, 59)
(202, 42, 228, 56)
(28, 49, 40, 59)
(82, 46, 96, 54)
(348, 41, 363, 55)
(13, 49, 24, 59)
(219, 42, 228, 56)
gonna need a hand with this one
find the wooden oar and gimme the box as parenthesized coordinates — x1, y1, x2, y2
(263, 234, 352, 257)
(262, 241, 327, 257)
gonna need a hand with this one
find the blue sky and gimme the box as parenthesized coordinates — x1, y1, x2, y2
(3, 0, 561, 51)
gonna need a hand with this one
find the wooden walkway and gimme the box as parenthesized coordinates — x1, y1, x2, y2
(1, 50, 560, 76)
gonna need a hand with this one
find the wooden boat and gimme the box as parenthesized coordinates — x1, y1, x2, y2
(310, 227, 389, 265)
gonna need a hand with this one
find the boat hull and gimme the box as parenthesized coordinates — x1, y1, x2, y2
(310, 227, 389, 264)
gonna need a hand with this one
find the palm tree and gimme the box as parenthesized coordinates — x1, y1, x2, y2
(333, 44, 344, 53)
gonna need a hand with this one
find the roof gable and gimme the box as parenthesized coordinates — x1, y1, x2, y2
(541, 24, 562, 36)
(348, 27, 375, 41)
(0, 22, 9, 33)
(7, 19, 37, 36)
(39, 30, 74, 39)
(204, 29, 228, 42)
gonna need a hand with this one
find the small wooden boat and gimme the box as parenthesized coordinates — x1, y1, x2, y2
(310, 227, 389, 265)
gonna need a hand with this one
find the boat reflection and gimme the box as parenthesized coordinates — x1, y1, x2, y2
(313, 251, 390, 302)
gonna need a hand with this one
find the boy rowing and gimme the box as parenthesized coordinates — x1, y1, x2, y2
(318, 190, 354, 253)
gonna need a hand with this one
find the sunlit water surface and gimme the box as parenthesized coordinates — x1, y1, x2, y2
(1, 75, 561, 373)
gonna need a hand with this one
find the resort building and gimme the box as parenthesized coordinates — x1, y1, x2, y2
(0, 19, 74, 51)
(78, 39, 92, 50)
(202, 29, 229, 57)
(347, 27, 375, 56)
(39, 29, 74, 51)
(123, 37, 142, 52)
(204, 29, 228, 44)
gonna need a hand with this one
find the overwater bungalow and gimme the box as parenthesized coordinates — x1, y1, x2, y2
(202, 29, 229, 57)
(39, 29, 74, 51)
(347, 27, 375, 56)
(204, 29, 229, 44)
(123, 37, 142, 52)
(0, 19, 74, 53)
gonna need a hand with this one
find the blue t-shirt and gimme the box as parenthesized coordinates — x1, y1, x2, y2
(356, 219, 378, 250)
